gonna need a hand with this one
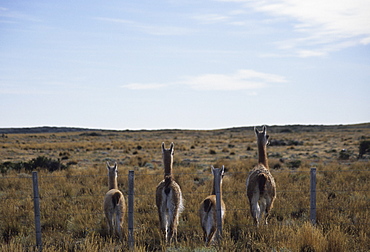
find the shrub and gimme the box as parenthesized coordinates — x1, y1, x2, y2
(209, 149, 217, 154)
(281, 128, 293, 133)
(288, 159, 302, 169)
(359, 140, 370, 158)
(338, 149, 350, 160)
(79, 132, 102, 137)
(0, 156, 67, 173)
(270, 139, 304, 146)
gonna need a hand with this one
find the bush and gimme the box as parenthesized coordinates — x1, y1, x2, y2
(338, 149, 350, 160)
(79, 132, 102, 137)
(287, 160, 302, 169)
(0, 156, 67, 174)
(209, 149, 217, 154)
(269, 139, 303, 146)
(281, 128, 293, 133)
(359, 140, 370, 158)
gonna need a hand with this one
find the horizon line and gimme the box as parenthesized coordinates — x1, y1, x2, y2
(0, 122, 369, 132)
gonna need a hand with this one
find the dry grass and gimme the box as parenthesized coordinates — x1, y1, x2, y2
(0, 124, 369, 251)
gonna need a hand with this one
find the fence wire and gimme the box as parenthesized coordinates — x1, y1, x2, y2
(1, 168, 369, 249)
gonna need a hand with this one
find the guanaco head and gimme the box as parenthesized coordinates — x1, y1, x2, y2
(106, 161, 118, 177)
(162, 142, 174, 176)
(211, 165, 225, 194)
(255, 125, 269, 146)
(211, 165, 225, 183)
(211, 165, 225, 176)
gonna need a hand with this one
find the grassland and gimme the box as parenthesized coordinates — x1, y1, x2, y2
(0, 124, 369, 251)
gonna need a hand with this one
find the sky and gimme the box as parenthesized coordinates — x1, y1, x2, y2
(1, 0, 369, 130)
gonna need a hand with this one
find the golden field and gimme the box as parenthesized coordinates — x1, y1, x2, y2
(0, 124, 369, 251)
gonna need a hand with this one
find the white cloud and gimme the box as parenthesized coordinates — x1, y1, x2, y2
(361, 37, 370, 45)
(181, 73, 264, 90)
(218, 0, 370, 56)
(95, 17, 193, 36)
(296, 50, 327, 58)
(122, 69, 287, 91)
(122, 83, 167, 90)
(0, 6, 41, 23)
(191, 13, 229, 24)
(181, 69, 286, 90)
(264, 0, 369, 36)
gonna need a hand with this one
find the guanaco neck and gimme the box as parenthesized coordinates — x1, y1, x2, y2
(211, 175, 222, 196)
(108, 172, 118, 190)
(163, 152, 173, 180)
(257, 139, 269, 169)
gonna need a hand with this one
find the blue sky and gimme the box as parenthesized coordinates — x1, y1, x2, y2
(1, 0, 369, 130)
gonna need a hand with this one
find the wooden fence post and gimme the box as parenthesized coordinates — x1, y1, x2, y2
(32, 171, 42, 252)
(310, 167, 317, 225)
(128, 170, 135, 250)
(214, 170, 222, 242)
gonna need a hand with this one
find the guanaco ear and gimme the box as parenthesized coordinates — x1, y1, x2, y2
(211, 165, 215, 173)
(254, 126, 259, 136)
(170, 142, 174, 154)
(106, 161, 111, 169)
(262, 125, 267, 134)
(161, 142, 165, 152)
(113, 162, 117, 170)
(221, 165, 225, 175)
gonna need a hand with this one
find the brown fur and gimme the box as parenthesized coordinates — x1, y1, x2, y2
(199, 166, 226, 246)
(103, 162, 126, 240)
(246, 126, 276, 225)
(155, 142, 184, 244)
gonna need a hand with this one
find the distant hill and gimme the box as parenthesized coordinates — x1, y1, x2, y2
(0, 126, 96, 134)
(0, 123, 369, 135)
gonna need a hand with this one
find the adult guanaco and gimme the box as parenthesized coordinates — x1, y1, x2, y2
(103, 162, 126, 240)
(246, 126, 276, 225)
(199, 165, 226, 246)
(155, 142, 184, 244)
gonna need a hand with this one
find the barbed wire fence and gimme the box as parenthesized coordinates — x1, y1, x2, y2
(1, 167, 369, 251)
